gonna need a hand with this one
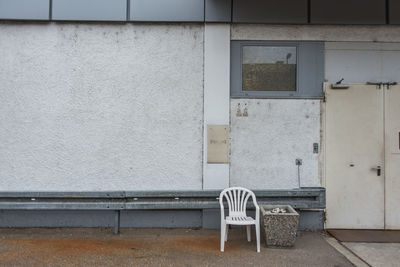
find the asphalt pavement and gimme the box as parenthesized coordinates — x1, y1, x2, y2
(0, 228, 353, 266)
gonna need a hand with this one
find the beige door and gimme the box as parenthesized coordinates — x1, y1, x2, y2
(385, 85, 400, 229)
(325, 83, 385, 229)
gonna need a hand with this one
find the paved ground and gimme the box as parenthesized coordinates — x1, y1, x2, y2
(343, 242, 400, 267)
(0, 228, 352, 267)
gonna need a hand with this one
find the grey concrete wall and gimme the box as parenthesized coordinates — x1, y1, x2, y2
(0, 23, 204, 191)
(230, 99, 321, 189)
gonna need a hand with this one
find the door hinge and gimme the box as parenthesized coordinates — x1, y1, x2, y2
(367, 82, 384, 89)
(367, 82, 398, 89)
(386, 82, 398, 89)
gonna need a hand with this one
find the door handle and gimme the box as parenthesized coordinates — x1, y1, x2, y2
(372, 166, 382, 176)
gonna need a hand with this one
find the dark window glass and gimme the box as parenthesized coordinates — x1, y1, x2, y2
(242, 46, 297, 91)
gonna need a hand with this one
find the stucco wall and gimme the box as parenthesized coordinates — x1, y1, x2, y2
(0, 23, 204, 191)
(230, 99, 321, 189)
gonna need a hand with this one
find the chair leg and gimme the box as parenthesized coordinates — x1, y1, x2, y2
(255, 223, 260, 252)
(221, 223, 226, 252)
(225, 224, 229, 241)
(246, 225, 251, 242)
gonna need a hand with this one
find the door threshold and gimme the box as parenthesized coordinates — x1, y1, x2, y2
(328, 229, 400, 243)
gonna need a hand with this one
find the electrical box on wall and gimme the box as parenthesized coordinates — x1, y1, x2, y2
(207, 125, 229, 164)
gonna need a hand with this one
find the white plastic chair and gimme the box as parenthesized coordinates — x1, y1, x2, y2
(219, 187, 260, 252)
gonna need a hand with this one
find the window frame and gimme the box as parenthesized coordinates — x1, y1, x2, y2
(231, 40, 325, 99)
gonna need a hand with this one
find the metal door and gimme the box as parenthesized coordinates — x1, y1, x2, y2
(325, 83, 385, 229)
(385, 84, 400, 229)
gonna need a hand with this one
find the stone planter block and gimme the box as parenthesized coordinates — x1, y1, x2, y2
(260, 205, 299, 247)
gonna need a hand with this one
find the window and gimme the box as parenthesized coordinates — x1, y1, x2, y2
(242, 45, 297, 92)
(231, 41, 324, 98)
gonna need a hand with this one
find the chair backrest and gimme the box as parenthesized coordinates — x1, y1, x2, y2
(219, 187, 257, 217)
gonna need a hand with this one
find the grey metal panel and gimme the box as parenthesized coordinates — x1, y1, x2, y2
(202, 209, 220, 229)
(120, 210, 202, 228)
(52, 0, 126, 21)
(205, 0, 231, 22)
(310, 0, 386, 25)
(0, 209, 324, 229)
(389, 0, 400, 24)
(0, 210, 115, 227)
(114, 211, 120, 234)
(0, 0, 49, 20)
(232, 0, 308, 24)
(130, 0, 204, 22)
(297, 210, 324, 230)
(230, 41, 324, 99)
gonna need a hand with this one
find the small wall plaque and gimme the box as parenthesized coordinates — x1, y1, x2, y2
(207, 125, 229, 164)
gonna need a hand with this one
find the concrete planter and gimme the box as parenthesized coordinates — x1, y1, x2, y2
(260, 205, 299, 247)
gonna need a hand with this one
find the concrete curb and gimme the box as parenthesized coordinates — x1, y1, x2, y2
(324, 236, 370, 267)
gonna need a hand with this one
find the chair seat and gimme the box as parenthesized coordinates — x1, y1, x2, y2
(225, 216, 256, 225)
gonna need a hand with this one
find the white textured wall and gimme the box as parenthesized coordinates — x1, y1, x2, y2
(230, 99, 321, 189)
(0, 23, 204, 191)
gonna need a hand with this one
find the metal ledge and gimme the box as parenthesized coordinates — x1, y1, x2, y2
(0, 188, 325, 210)
(0, 188, 325, 234)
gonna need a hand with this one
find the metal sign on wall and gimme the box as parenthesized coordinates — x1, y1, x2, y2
(207, 125, 229, 164)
